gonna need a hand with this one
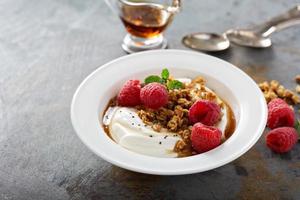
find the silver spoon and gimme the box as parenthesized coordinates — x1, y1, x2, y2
(182, 5, 300, 52)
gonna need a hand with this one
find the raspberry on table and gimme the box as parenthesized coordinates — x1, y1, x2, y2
(117, 80, 141, 107)
(267, 98, 295, 129)
(191, 123, 222, 153)
(268, 98, 289, 110)
(188, 100, 221, 126)
(140, 82, 168, 109)
(265, 127, 298, 153)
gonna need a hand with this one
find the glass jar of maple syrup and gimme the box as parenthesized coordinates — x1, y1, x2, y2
(105, 0, 181, 53)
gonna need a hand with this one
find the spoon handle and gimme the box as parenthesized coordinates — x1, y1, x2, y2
(254, 5, 300, 37)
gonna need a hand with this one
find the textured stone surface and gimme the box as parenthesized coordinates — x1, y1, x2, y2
(0, 0, 300, 199)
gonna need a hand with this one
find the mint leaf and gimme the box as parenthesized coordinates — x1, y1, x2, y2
(144, 75, 163, 84)
(295, 119, 300, 140)
(161, 68, 169, 81)
(167, 80, 183, 90)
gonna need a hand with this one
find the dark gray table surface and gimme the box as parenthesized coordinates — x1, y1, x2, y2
(1, 0, 300, 199)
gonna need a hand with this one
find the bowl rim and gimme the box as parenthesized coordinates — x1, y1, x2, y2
(71, 49, 267, 175)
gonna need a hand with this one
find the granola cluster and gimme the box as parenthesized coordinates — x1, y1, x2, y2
(259, 80, 300, 105)
(136, 76, 222, 154)
(295, 75, 300, 84)
(296, 75, 300, 94)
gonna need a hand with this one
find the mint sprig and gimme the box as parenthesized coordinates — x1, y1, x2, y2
(144, 75, 163, 84)
(167, 80, 183, 90)
(161, 68, 169, 81)
(144, 68, 183, 90)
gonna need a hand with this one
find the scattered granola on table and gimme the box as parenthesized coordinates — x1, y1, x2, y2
(295, 75, 300, 84)
(258, 80, 300, 105)
(296, 85, 300, 94)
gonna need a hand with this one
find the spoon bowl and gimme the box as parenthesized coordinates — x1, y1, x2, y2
(182, 32, 230, 51)
(225, 29, 272, 48)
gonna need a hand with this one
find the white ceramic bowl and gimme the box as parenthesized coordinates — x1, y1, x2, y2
(71, 49, 267, 175)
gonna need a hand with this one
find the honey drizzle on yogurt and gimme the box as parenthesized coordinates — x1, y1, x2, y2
(224, 101, 236, 139)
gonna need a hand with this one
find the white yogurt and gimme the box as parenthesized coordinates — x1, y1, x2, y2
(103, 107, 182, 158)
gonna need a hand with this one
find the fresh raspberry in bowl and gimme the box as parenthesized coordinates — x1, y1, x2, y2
(191, 123, 222, 153)
(140, 82, 168, 109)
(117, 80, 141, 107)
(188, 100, 221, 126)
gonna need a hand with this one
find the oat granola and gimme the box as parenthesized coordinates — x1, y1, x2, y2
(295, 75, 300, 84)
(136, 76, 229, 155)
(259, 80, 300, 105)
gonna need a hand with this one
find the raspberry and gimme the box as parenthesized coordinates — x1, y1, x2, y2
(140, 83, 168, 109)
(191, 123, 222, 153)
(188, 100, 221, 126)
(265, 127, 298, 153)
(268, 98, 289, 110)
(267, 99, 295, 129)
(117, 80, 141, 107)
